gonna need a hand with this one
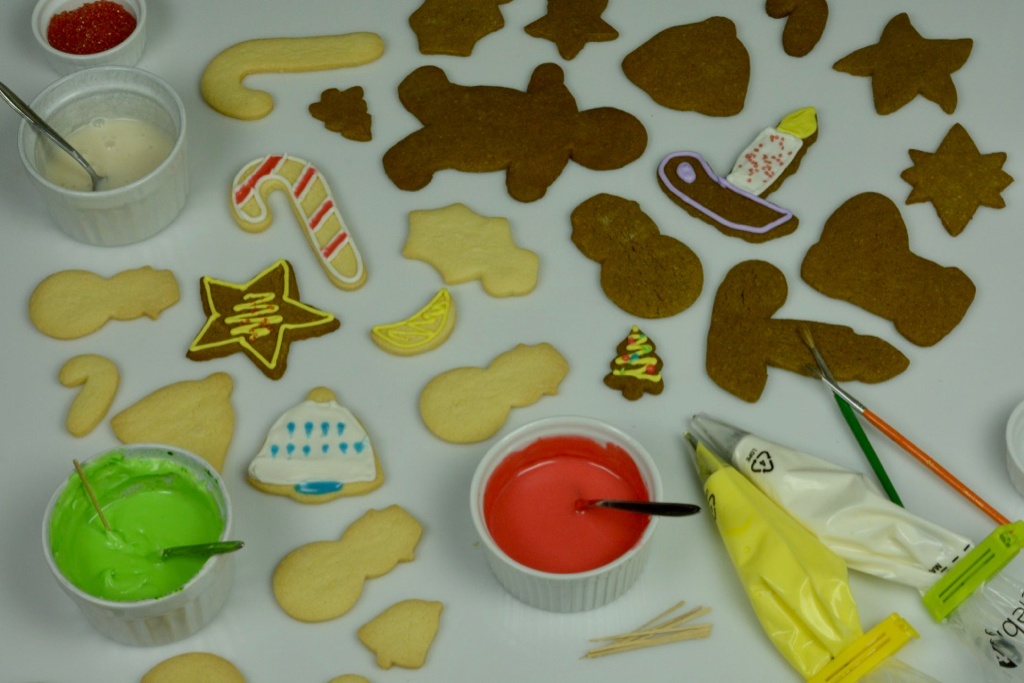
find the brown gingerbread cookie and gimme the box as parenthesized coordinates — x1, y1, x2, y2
(833, 13, 972, 115)
(409, 0, 512, 56)
(801, 192, 976, 347)
(309, 86, 372, 141)
(766, 0, 828, 57)
(604, 325, 664, 400)
(524, 0, 619, 60)
(707, 260, 909, 403)
(571, 193, 703, 318)
(657, 107, 817, 243)
(900, 123, 1013, 237)
(187, 260, 340, 380)
(622, 17, 749, 116)
(383, 63, 647, 203)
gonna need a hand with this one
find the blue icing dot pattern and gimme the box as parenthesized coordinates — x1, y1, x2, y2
(287, 421, 295, 435)
(354, 440, 365, 454)
(287, 443, 295, 455)
(303, 444, 311, 456)
(337, 422, 346, 436)
(321, 443, 329, 453)
(271, 444, 279, 457)
(321, 421, 329, 437)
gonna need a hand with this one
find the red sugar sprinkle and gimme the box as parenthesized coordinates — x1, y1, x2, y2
(47, 1, 136, 55)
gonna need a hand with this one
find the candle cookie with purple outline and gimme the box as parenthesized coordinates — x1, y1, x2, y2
(658, 107, 817, 243)
(247, 387, 383, 503)
(231, 155, 366, 290)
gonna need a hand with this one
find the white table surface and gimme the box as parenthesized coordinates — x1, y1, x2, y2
(3, 0, 1024, 681)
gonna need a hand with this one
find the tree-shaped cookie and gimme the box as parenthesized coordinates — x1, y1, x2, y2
(604, 326, 664, 400)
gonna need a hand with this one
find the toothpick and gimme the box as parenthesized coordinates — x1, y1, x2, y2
(72, 459, 111, 532)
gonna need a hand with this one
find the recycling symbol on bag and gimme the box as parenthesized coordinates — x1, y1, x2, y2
(750, 450, 774, 473)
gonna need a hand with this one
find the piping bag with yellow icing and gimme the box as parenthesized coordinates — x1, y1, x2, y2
(683, 431, 933, 681)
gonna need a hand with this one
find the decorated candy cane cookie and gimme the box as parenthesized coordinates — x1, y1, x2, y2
(231, 155, 366, 290)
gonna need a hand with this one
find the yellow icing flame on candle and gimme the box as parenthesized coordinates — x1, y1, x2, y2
(777, 107, 817, 139)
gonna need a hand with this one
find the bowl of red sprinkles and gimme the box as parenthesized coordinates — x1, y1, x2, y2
(33, 0, 146, 75)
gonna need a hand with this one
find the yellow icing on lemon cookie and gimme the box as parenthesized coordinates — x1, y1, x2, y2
(370, 289, 455, 356)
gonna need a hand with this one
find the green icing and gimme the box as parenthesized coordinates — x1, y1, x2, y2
(49, 451, 225, 602)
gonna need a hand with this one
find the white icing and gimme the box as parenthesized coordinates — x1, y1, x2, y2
(726, 127, 803, 196)
(248, 398, 376, 488)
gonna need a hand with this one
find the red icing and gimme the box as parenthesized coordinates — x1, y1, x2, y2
(483, 436, 649, 574)
(47, 1, 136, 55)
(309, 199, 333, 229)
(293, 166, 317, 198)
(235, 155, 283, 205)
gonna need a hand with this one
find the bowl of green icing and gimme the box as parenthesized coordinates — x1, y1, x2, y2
(42, 444, 234, 646)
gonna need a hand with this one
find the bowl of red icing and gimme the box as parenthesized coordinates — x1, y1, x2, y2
(470, 416, 663, 612)
(33, 0, 146, 76)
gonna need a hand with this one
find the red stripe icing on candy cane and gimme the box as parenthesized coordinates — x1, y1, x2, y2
(322, 230, 349, 258)
(293, 166, 317, 199)
(234, 155, 283, 205)
(309, 200, 334, 230)
(231, 154, 365, 289)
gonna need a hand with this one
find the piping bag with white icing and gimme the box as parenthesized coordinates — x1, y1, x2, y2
(690, 413, 974, 592)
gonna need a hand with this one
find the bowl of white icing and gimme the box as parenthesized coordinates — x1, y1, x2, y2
(17, 66, 187, 246)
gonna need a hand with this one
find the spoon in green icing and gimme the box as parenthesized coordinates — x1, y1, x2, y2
(161, 540, 245, 560)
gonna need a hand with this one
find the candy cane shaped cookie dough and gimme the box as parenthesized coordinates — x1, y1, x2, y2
(201, 33, 385, 121)
(232, 155, 367, 291)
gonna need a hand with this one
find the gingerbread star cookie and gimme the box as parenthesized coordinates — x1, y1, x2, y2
(309, 86, 372, 141)
(833, 13, 972, 115)
(524, 0, 619, 60)
(900, 123, 1013, 237)
(187, 260, 339, 380)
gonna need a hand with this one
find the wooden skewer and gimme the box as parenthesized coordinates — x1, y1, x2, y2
(585, 625, 712, 658)
(589, 606, 711, 642)
(72, 459, 111, 532)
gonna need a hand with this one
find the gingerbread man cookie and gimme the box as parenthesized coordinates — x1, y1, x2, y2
(383, 63, 646, 203)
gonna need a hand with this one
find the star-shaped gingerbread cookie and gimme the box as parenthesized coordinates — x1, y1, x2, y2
(187, 260, 339, 380)
(901, 123, 1013, 236)
(833, 13, 972, 115)
(524, 0, 619, 60)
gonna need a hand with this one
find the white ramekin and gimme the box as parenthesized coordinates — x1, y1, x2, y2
(32, 0, 147, 76)
(17, 66, 188, 246)
(470, 416, 663, 612)
(1006, 400, 1024, 498)
(42, 444, 234, 646)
